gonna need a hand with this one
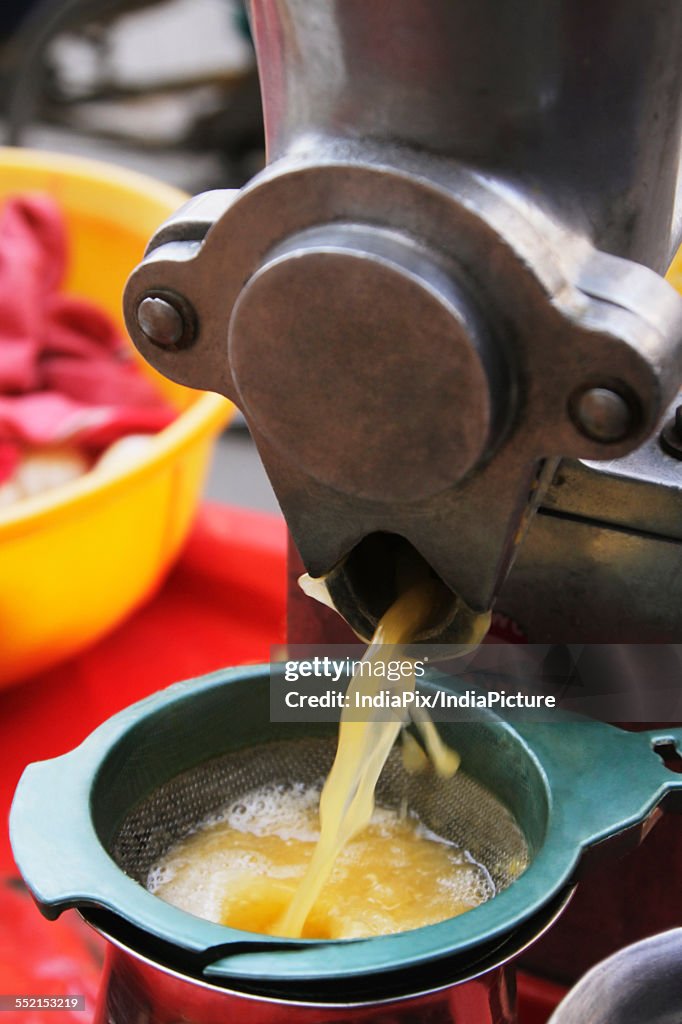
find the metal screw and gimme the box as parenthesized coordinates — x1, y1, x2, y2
(136, 293, 194, 348)
(659, 403, 682, 460)
(573, 386, 633, 443)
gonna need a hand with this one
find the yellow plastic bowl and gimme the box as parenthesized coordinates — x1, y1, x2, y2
(0, 148, 233, 687)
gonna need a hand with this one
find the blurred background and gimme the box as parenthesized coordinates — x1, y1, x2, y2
(0, 0, 277, 513)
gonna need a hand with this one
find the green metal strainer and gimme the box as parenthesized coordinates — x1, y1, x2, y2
(10, 664, 682, 991)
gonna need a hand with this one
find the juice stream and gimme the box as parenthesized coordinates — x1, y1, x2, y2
(277, 578, 488, 938)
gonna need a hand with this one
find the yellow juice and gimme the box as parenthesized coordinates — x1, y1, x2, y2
(149, 785, 494, 939)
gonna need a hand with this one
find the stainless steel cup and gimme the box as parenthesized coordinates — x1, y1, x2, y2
(548, 929, 682, 1024)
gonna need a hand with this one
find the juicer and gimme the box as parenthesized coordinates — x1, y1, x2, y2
(124, 0, 682, 645)
(10, 2, 682, 1022)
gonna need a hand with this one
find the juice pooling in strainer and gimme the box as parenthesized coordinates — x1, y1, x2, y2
(147, 784, 496, 939)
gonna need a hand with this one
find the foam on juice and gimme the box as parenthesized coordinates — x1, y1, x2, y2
(149, 783, 495, 939)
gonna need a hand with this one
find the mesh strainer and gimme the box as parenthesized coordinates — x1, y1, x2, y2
(112, 737, 528, 895)
(10, 664, 682, 990)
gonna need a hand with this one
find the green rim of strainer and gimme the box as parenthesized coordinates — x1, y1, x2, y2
(9, 663, 682, 986)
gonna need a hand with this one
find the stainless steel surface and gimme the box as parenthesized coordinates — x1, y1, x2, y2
(542, 401, 682, 540)
(123, 1, 682, 641)
(493, 390, 682, 641)
(93, 939, 518, 1024)
(548, 929, 682, 1024)
(496, 512, 682, 642)
(89, 890, 575, 1024)
(254, 1, 682, 272)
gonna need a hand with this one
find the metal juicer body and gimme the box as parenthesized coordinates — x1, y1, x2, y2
(125, 0, 682, 644)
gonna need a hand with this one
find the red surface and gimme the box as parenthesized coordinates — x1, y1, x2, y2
(0, 503, 563, 1021)
(0, 879, 102, 1024)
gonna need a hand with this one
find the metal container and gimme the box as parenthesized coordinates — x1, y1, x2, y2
(88, 895, 571, 1024)
(548, 928, 682, 1024)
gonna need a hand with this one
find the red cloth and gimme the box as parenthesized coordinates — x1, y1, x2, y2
(0, 194, 175, 482)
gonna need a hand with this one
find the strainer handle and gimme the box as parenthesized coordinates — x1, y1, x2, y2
(9, 751, 139, 919)
(509, 718, 682, 855)
(10, 749, 316, 961)
(640, 726, 682, 810)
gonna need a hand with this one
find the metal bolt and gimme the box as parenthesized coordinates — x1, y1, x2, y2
(573, 386, 633, 443)
(659, 403, 682, 460)
(136, 293, 194, 348)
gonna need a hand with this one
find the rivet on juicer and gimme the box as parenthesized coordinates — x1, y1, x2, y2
(125, 0, 682, 647)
